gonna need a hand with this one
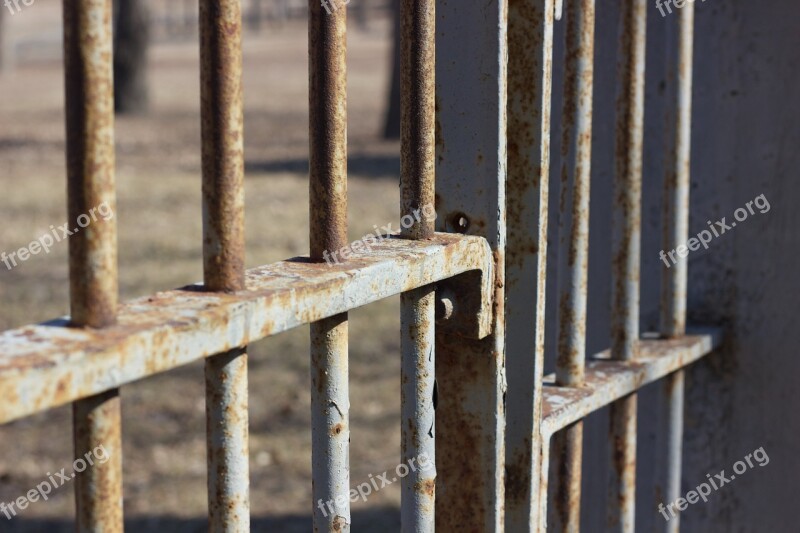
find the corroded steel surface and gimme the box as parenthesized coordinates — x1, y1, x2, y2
(611, 0, 646, 364)
(505, 0, 554, 530)
(541, 332, 720, 436)
(551, 0, 595, 529)
(199, 1, 250, 529)
(609, 1, 647, 530)
(63, 1, 123, 530)
(660, 4, 694, 338)
(200, 0, 246, 294)
(657, 6, 695, 532)
(308, 0, 348, 261)
(555, 0, 595, 389)
(435, 0, 508, 529)
(0, 233, 491, 422)
(400, 286, 436, 531)
(400, 0, 435, 240)
(64, 0, 118, 330)
(399, 0, 437, 529)
(73, 389, 123, 532)
(205, 348, 249, 531)
(308, 0, 350, 528)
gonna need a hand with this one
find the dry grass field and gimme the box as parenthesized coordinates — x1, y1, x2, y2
(0, 4, 405, 531)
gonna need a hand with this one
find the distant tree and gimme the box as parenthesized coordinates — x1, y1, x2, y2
(382, 0, 401, 139)
(113, 0, 150, 114)
(247, 0, 264, 32)
(0, 7, 8, 74)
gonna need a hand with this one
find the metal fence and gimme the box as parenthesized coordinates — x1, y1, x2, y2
(0, 0, 719, 531)
(149, 0, 389, 40)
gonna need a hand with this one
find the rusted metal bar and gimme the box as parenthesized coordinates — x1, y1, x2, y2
(538, 437, 552, 533)
(656, 5, 694, 532)
(65, 0, 118, 328)
(658, 368, 684, 533)
(551, 0, 595, 529)
(73, 390, 123, 531)
(309, 0, 349, 527)
(399, 0, 436, 529)
(609, 0, 647, 530)
(0, 234, 492, 426)
(555, 0, 594, 391)
(400, 0, 435, 241)
(551, 422, 583, 532)
(200, 0, 245, 294)
(63, 1, 123, 530)
(505, 0, 555, 530)
(400, 286, 436, 531)
(435, 0, 508, 529)
(541, 331, 720, 436)
(660, 0, 693, 339)
(199, 0, 249, 530)
(611, 0, 646, 363)
(609, 393, 637, 532)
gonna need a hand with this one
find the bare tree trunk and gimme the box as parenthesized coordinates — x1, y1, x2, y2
(0, 7, 8, 74)
(382, 0, 401, 139)
(247, 0, 264, 32)
(113, 0, 150, 114)
(353, 0, 368, 31)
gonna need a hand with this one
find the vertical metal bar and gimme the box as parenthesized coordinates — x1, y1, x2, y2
(200, 0, 249, 530)
(72, 391, 123, 532)
(660, 0, 693, 338)
(399, 0, 436, 530)
(609, 0, 646, 531)
(435, 0, 508, 529)
(504, 0, 555, 530)
(555, 0, 594, 392)
(550, 423, 583, 532)
(551, 0, 595, 529)
(609, 393, 638, 533)
(64, 1, 123, 530)
(612, 0, 646, 364)
(399, 0, 435, 241)
(658, 369, 684, 532)
(657, 5, 694, 532)
(538, 436, 552, 533)
(309, 0, 350, 530)
(400, 288, 436, 530)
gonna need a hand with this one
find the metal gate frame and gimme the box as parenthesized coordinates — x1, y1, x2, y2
(0, 0, 719, 531)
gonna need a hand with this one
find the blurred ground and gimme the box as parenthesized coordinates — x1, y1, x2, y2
(0, 3, 404, 531)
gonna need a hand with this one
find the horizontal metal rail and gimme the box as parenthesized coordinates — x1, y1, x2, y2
(0, 233, 491, 425)
(541, 330, 721, 437)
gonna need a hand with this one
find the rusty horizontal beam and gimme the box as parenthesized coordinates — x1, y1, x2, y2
(541, 330, 721, 437)
(0, 233, 492, 425)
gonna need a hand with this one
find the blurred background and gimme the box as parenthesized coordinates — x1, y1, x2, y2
(0, 1, 407, 531)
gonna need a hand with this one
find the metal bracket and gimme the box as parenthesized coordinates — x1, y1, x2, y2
(435, 263, 494, 340)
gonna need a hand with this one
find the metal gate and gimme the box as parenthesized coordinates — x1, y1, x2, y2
(0, 0, 718, 531)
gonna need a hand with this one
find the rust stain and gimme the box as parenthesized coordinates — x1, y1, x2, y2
(200, 0, 246, 293)
(64, 0, 118, 329)
(308, 0, 349, 261)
